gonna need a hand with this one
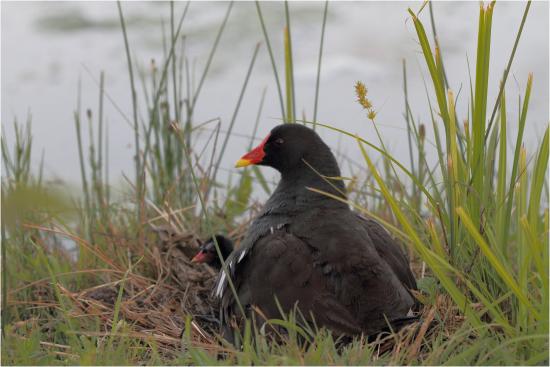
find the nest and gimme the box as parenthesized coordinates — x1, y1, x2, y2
(50, 223, 225, 357)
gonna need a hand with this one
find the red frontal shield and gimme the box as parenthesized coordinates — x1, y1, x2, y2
(235, 133, 270, 167)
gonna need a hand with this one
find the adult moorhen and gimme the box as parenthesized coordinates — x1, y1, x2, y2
(191, 235, 234, 269)
(216, 124, 417, 338)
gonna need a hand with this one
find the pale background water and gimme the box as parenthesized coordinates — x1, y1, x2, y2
(2, 1, 548, 198)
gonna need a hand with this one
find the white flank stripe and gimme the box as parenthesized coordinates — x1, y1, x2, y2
(238, 249, 247, 263)
(216, 272, 226, 297)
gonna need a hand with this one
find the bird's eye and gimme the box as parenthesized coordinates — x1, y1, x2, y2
(274, 138, 284, 145)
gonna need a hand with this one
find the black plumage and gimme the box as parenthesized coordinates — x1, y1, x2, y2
(192, 235, 234, 269)
(217, 124, 417, 339)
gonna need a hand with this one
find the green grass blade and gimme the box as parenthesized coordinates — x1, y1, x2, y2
(455, 207, 539, 319)
(209, 43, 261, 195)
(255, 1, 286, 120)
(284, 1, 296, 124)
(495, 89, 507, 250)
(407, 8, 449, 127)
(428, 2, 450, 88)
(485, 1, 531, 139)
(502, 74, 533, 243)
(312, 0, 328, 124)
(192, 1, 232, 109)
(470, 2, 494, 222)
(305, 120, 439, 208)
(527, 127, 548, 236)
(117, 1, 142, 210)
(357, 138, 482, 328)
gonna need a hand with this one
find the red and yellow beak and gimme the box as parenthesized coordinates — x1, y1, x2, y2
(191, 251, 207, 263)
(235, 134, 270, 168)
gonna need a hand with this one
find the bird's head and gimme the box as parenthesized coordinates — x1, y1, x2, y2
(235, 124, 340, 180)
(191, 235, 233, 268)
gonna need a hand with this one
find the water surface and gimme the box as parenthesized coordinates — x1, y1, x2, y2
(2, 2, 548, 195)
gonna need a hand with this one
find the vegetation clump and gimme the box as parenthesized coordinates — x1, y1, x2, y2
(1, 1, 547, 365)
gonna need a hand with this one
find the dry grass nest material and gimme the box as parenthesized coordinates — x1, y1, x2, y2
(10, 221, 236, 358)
(68, 223, 232, 354)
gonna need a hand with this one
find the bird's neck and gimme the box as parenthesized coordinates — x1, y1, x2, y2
(271, 158, 348, 211)
(220, 241, 233, 259)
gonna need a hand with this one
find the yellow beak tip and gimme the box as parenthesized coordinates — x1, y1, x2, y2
(235, 159, 252, 168)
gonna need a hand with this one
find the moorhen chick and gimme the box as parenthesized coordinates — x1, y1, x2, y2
(216, 124, 417, 339)
(191, 235, 234, 269)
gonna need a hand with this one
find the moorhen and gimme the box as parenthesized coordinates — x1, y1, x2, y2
(216, 124, 417, 338)
(191, 235, 234, 269)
